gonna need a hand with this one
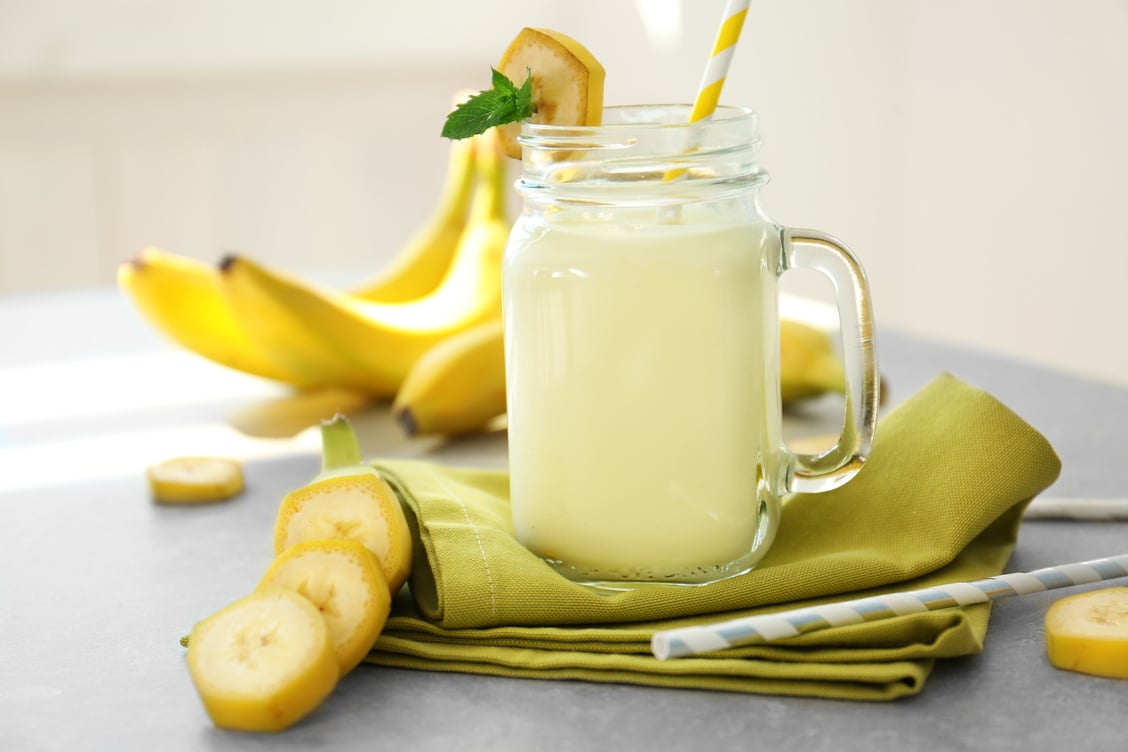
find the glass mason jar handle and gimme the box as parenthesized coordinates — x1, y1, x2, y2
(779, 228, 879, 494)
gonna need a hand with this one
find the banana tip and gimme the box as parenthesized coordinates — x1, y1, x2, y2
(394, 408, 418, 437)
(217, 254, 239, 273)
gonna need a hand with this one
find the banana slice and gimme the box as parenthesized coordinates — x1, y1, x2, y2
(274, 473, 413, 596)
(185, 588, 339, 732)
(258, 539, 392, 676)
(147, 456, 244, 503)
(1045, 586, 1128, 679)
(497, 27, 605, 159)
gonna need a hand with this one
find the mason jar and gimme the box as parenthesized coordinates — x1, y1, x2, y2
(503, 105, 878, 585)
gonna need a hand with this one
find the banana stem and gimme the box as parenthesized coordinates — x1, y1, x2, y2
(320, 414, 362, 473)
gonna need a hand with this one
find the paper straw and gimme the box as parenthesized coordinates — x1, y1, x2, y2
(1023, 497, 1128, 521)
(651, 553, 1128, 660)
(689, 0, 751, 123)
(660, 0, 750, 198)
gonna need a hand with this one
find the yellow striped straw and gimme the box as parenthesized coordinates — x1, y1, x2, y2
(690, 0, 750, 123)
(662, 0, 750, 190)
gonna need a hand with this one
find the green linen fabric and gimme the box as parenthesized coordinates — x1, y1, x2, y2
(365, 374, 1062, 700)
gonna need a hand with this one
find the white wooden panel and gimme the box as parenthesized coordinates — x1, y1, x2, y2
(114, 140, 217, 264)
(0, 144, 101, 291)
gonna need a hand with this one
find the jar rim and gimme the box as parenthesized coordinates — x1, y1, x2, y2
(515, 104, 766, 206)
(520, 104, 757, 135)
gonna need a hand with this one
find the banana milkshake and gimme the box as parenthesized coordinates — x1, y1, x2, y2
(504, 209, 781, 582)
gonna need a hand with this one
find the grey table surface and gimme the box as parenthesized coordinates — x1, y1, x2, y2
(2, 288, 1127, 751)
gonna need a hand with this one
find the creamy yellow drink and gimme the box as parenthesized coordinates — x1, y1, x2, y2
(504, 209, 781, 582)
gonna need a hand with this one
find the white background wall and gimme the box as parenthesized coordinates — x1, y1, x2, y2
(1, 0, 1126, 387)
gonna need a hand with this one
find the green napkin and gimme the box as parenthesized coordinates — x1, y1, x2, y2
(365, 374, 1061, 700)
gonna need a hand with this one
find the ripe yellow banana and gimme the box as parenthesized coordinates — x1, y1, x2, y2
(117, 248, 315, 386)
(350, 132, 478, 302)
(118, 117, 480, 387)
(392, 318, 507, 437)
(218, 253, 399, 395)
(219, 127, 509, 394)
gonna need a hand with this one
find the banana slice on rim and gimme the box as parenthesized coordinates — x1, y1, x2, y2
(497, 27, 605, 159)
(147, 456, 244, 503)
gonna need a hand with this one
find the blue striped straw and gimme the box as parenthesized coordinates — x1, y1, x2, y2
(651, 553, 1128, 660)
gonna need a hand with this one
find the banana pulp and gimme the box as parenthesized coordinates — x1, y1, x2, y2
(1045, 586, 1128, 679)
(258, 539, 392, 676)
(497, 27, 606, 159)
(146, 456, 244, 503)
(274, 416, 413, 594)
(185, 588, 339, 733)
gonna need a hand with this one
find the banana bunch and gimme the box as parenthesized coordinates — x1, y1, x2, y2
(118, 126, 511, 434)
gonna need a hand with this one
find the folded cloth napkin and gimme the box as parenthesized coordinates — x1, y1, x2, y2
(365, 374, 1061, 700)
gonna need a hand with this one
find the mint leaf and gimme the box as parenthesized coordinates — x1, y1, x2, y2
(441, 68, 535, 139)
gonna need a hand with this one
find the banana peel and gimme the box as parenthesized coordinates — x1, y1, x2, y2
(392, 318, 506, 437)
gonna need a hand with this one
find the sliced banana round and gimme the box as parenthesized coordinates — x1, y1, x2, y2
(1045, 586, 1128, 679)
(185, 588, 339, 732)
(497, 27, 605, 159)
(258, 539, 392, 676)
(273, 471, 413, 596)
(147, 456, 244, 504)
